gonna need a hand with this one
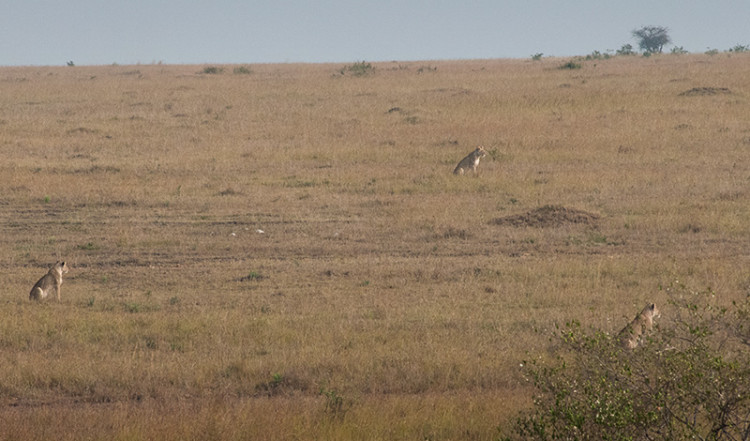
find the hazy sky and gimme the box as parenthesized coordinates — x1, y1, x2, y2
(2, 0, 748, 66)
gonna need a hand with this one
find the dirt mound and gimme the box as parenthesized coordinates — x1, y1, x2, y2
(491, 205, 599, 228)
(679, 87, 732, 96)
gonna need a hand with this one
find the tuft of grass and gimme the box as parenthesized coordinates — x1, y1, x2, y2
(76, 241, 98, 251)
(240, 271, 264, 281)
(320, 388, 349, 418)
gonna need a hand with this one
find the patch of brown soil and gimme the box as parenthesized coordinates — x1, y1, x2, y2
(491, 205, 599, 228)
(678, 87, 732, 96)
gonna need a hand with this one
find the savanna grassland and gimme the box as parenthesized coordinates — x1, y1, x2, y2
(1, 53, 749, 440)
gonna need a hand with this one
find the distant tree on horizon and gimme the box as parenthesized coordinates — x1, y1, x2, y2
(632, 25, 671, 53)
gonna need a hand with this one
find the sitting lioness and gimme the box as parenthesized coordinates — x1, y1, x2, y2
(29, 261, 69, 302)
(618, 303, 660, 349)
(453, 146, 487, 175)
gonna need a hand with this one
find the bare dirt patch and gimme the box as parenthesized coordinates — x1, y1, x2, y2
(678, 87, 732, 96)
(491, 205, 600, 228)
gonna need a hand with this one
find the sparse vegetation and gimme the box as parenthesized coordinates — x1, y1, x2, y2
(670, 45, 689, 54)
(339, 60, 373, 76)
(240, 271, 264, 281)
(200, 65, 224, 74)
(501, 284, 750, 440)
(586, 50, 611, 60)
(233, 65, 252, 74)
(417, 65, 438, 73)
(616, 43, 636, 56)
(1, 55, 749, 439)
(559, 60, 583, 69)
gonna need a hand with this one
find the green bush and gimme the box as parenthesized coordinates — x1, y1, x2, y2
(586, 50, 611, 60)
(201, 66, 224, 74)
(339, 61, 373, 77)
(670, 46, 688, 55)
(500, 283, 750, 440)
(616, 44, 636, 56)
(559, 60, 582, 70)
(233, 65, 252, 74)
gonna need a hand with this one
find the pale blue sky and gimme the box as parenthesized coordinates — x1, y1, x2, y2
(1, 0, 748, 66)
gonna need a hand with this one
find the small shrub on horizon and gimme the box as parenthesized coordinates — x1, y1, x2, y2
(233, 65, 252, 74)
(585, 50, 611, 60)
(670, 46, 688, 54)
(531, 53, 544, 61)
(339, 61, 373, 77)
(201, 66, 224, 74)
(729, 44, 749, 53)
(616, 43, 636, 56)
(558, 60, 582, 70)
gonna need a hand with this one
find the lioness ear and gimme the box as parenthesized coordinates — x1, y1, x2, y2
(649, 303, 655, 310)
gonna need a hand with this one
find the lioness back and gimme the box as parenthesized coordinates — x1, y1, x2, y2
(618, 303, 660, 349)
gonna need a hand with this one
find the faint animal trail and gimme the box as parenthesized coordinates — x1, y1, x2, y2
(29, 261, 69, 302)
(453, 146, 487, 175)
(618, 303, 660, 349)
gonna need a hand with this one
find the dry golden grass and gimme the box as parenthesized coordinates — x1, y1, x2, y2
(1, 54, 749, 439)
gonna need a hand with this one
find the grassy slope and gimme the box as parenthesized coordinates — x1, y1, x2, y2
(0, 54, 749, 439)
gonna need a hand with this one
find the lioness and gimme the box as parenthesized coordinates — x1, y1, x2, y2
(29, 261, 69, 302)
(618, 303, 660, 349)
(453, 146, 487, 175)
